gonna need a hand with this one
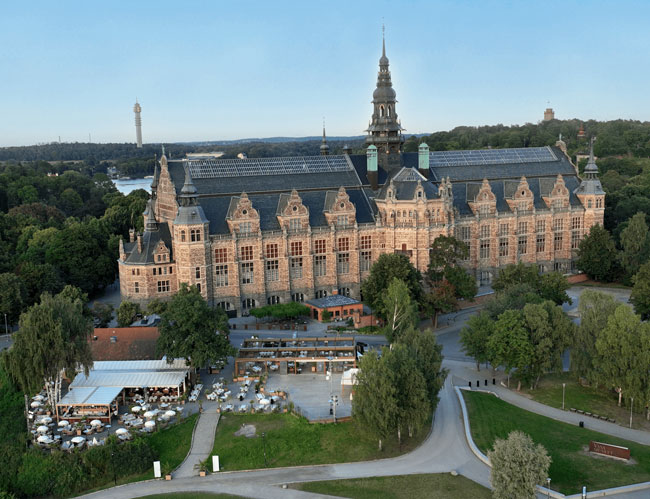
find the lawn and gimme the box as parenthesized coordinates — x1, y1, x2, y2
(210, 412, 430, 471)
(292, 474, 490, 499)
(463, 390, 650, 494)
(148, 412, 199, 475)
(515, 372, 650, 431)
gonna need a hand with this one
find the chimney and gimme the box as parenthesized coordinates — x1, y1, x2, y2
(137, 234, 143, 253)
(332, 288, 339, 295)
(129, 228, 135, 243)
(367, 145, 378, 190)
(418, 143, 430, 178)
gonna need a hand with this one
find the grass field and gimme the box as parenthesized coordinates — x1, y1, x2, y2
(292, 474, 490, 499)
(515, 372, 650, 431)
(210, 412, 430, 471)
(463, 390, 650, 494)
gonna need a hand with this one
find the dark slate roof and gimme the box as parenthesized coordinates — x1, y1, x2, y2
(376, 167, 439, 200)
(306, 295, 360, 308)
(123, 223, 173, 265)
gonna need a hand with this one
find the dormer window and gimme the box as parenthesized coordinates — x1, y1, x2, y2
(240, 222, 251, 234)
(417, 191, 422, 198)
(289, 219, 300, 231)
(190, 229, 201, 242)
(388, 191, 392, 198)
(337, 215, 349, 226)
(180, 230, 186, 242)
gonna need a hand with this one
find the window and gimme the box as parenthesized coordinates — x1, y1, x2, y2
(499, 238, 508, 257)
(360, 235, 372, 250)
(337, 214, 349, 226)
(518, 236, 528, 255)
(195, 267, 201, 279)
(292, 293, 304, 303)
(157, 255, 161, 262)
(132, 269, 135, 275)
(596, 198, 603, 208)
(553, 219, 564, 232)
(215, 248, 228, 263)
(162, 267, 167, 275)
(134, 282, 139, 294)
(290, 241, 302, 256)
(240, 246, 253, 261)
(290, 257, 303, 279)
(498, 223, 509, 237)
(289, 218, 301, 231)
(215, 265, 229, 287)
(265, 259, 279, 282)
(267, 296, 281, 305)
(242, 298, 256, 310)
(536, 234, 545, 253)
(518, 201, 528, 212)
(196, 283, 201, 293)
(338, 287, 351, 297)
(480, 239, 490, 259)
(315, 290, 328, 299)
(190, 229, 201, 242)
(338, 237, 350, 252)
(337, 253, 350, 274)
(240, 262, 254, 284)
(571, 231, 581, 250)
(180, 230, 186, 242)
(517, 221, 528, 234)
(554, 233, 563, 251)
(157, 280, 170, 293)
(314, 255, 327, 277)
(360, 251, 372, 272)
(458, 226, 471, 261)
(536, 220, 545, 233)
(169, 266, 173, 274)
(239, 222, 251, 234)
(552, 199, 563, 208)
(571, 217, 582, 230)
(480, 225, 490, 239)
(314, 239, 326, 254)
(588, 199, 593, 208)
(153, 268, 157, 276)
(479, 204, 489, 216)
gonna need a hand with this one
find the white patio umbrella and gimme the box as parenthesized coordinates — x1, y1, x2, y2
(164, 410, 176, 418)
(131, 406, 141, 412)
(115, 428, 129, 436)
(37, 416, 53, 424)
(90, 420, 102, 427)
(37, 435, 52, 444)
(70, 436, 85, 445)
(143, 411, 155, 419)
(144, 420, 156, 428)
(33, 395, 45, 401)
(36, 425, 49, 433)
(30, 401, 42, 408)
(58, 420, 69, 427)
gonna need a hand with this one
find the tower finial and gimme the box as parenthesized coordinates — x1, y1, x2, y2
(161, 144, 166, 157)
(382, 23, 386, 58)
(320, 118, 329, 156)
(589, 136, 596, 163)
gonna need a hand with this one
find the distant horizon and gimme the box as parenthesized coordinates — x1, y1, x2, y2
(2, 1, 650, 147)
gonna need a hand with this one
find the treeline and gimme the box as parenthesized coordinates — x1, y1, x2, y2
(0, 161, 148, 325)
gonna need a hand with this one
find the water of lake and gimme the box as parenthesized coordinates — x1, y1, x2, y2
(112, 177, 152, 195)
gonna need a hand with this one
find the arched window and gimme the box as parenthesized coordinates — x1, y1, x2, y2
(242, 298, 257, 310)
(180, 230, 186, 242)
(338, 287, 351, 297)
(291, 293, 304, 303)
(267, 296, 281, 305)
(315, 290, 328, 299)
(217, 301, 232, 311)
(380, 105, 385, 117)
(387, 105, 392, 117)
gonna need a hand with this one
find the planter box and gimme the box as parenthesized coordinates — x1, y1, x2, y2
(165, 474, 172, 481)
(199, 470, 207, 477)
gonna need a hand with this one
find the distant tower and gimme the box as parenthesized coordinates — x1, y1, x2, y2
(366, 25, 404, 172)
(543, 107, 555, 121)
(320, 121, 330, 156)
(133, 100, 143, 148)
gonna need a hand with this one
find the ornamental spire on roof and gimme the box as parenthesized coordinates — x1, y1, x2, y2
(320, 119, 329, 156)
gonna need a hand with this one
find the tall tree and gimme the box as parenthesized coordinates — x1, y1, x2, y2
(1, 291, 93, 409)
(157, 284, 234, 368)
(487, 310, 534, 389)
(492, 262, 570, 305)
(576, 224, 619, 282)
(619, 212, 650, 281)
(485, 283, 542, 319)
(352, 350, 397, 451)
(631, 261, 650, 320)
(460, 311, 494, 370)
(91, 301, 114, 328)
(426, 235, 469, 281)
(117, 301, 141, 327)
(399, 327, 447, 406)
(572, 290, 619, 378)
(361, 253, 422, 319)
(382, 278, 419, 343)
(0, 273, 27, 325)
(489, 431, 551, 499)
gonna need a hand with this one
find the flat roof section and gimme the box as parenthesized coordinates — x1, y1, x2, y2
(57, 386, 122, 407)
(70, 370, 188, 389)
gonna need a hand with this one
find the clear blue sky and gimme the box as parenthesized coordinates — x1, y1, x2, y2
(2, 0, 650, 147)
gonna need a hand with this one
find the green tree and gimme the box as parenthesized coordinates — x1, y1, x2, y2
(17, 262, 64, 305)
(1, 291, 93, 409)
(321, 309, 331, 322)
(577, 224, 619, 282)
(382, 278, 418, 343)
(619, 212, 650, 281)
(488, 431, 551, 499)
(538, 272, 572, 305)
(399, 327, 447, 406)
(352, 350, 397, 451)
(426, 235, 469, 281)
(631, 261, 650, 319)
(117, 301, 141, 327)
(91, 301, 114, 328)
(572, 290, 619, 379)
(460, 311, 494, 370)
(0, 273, 27, 325)
(487, 310, 534, 389)
(361, 253, 422, 320)
(146, 298, 168, 316)
(492, 262, 570, 305)
(157, 284, 234, 368)
(485, 283, 542, 319)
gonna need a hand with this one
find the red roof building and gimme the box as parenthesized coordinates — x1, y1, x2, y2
(90, 327, 160, 361)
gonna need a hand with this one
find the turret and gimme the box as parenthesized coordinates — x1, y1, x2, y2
(418, 143, 430, 178)
(574, 137, 605, 226)
(367, 145, 378, 190)
(320, 124, 330, 156)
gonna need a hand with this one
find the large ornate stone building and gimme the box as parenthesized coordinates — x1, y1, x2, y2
(118, 38, 605, 316)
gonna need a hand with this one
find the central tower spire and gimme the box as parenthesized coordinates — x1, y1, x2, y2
(365, 26, 404, 172)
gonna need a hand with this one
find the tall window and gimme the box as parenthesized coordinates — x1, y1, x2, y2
(195, 267, 201, 279)
(180, 230, 186, 242)
(536, 220, 545, 233)
(215, 265, 229, 287)
(215, 248, 228, 263)
(190, 229, 201, 242)
(290, 241, 302, 256)
(458, 226, 471, 261)
(265, 259, 279, 282)
(134, 282, 139, 294)
(517, 221, 528, 234)
(499, 238, 508, 257)
(571, 231, 581, 250)
(338, 237, 350, 251)
(360, 251, 372, 272)
(337, 253, 350, 274)
(553, 219, 564, 232)
(360, 235, 372, 250)
(479, 225, 490, 260)
(290, 257, 303, 279)
(240, 246, 253, 261)
(265, 243, 278, 258)
(240, 262, 254, 284)
(314, 239, 326, 254)
(314, 255, 327, 277)
(596, 198, 603, 208)
(289, 218, 301, 231)
(498, 223, 509, 237)
(571, 217, 582, 230)
(536, 234, 545, 253)
(518, 236, 528, 255)
(157, 280, 170, 293)
(554, 233, 563, 251)
(479, 204, 489, 217)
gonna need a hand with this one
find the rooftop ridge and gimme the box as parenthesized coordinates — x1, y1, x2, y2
(428, 146, 558, 167)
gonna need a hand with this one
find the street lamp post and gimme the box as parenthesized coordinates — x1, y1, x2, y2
(4, 313, 7, 336)
(111, 451, 117, 486)
(562, 383, 566, 410)
(630, 397, 634, 429)
(546, 477, 551, 498)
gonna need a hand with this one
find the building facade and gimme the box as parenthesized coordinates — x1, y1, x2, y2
(118, 39, 605, 316)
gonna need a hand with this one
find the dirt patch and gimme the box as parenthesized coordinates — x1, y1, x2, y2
(234, 424, 257, 438)
(580, 446, 637, 465)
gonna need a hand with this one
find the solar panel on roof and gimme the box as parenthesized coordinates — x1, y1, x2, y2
(187, 155, 352, 179)
(428, 147, 557, 167)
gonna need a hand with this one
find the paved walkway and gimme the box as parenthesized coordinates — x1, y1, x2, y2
(174, 407, 221, 478)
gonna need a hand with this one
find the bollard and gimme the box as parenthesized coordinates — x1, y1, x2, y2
(469, 381, 472, 388)
(579, 421, 584, 428)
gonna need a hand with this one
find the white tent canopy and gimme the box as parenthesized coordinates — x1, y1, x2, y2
(57, 386, 122, 407)
(341, 368, 359, 386)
